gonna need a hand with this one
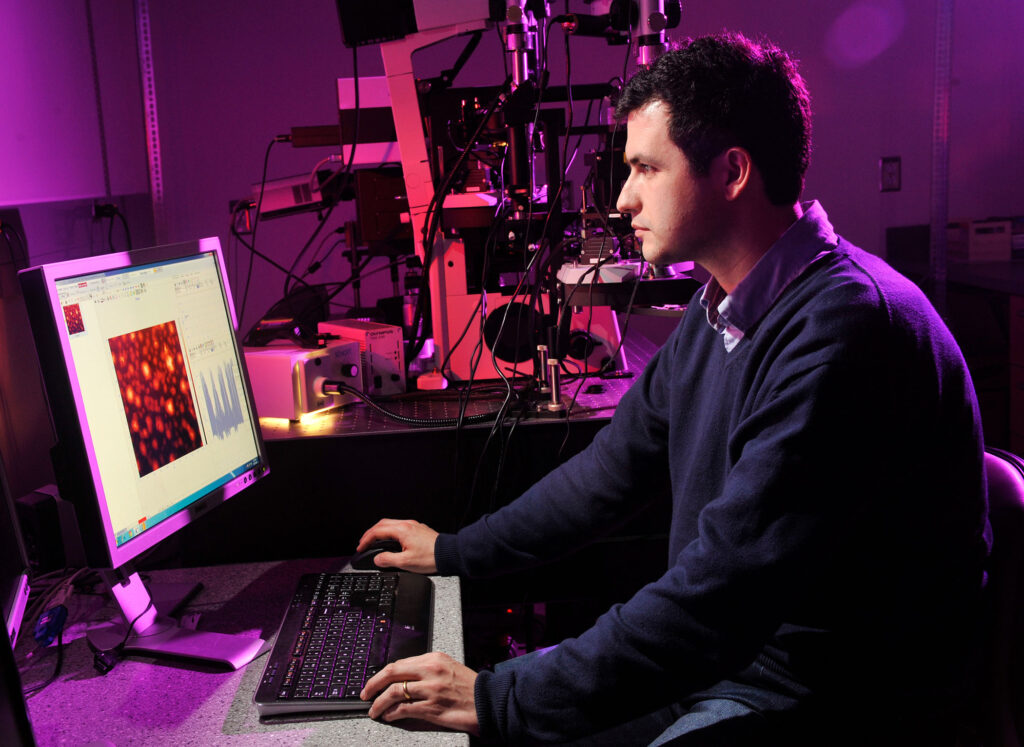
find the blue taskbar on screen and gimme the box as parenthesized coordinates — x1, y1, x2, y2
(114, 458, 261, 547)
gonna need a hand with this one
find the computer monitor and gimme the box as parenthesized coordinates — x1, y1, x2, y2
(18, 237, 269, 668)
(1, 453, 30, 648)
(0, 622, 35, 747)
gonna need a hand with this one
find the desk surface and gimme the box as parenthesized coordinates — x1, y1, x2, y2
(17, 559, 467, 746)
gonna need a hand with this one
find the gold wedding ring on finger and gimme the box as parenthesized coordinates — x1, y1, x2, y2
(402, 680, 412, 701)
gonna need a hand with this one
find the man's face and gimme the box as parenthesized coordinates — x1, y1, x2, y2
(616, 100, 720, 268)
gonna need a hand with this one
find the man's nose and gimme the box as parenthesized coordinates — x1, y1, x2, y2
(616, 174, 636, 215)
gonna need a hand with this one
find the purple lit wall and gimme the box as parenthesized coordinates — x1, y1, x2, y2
(0, 3, 107, 206)
(1, 0, 1023, 493)
(0, 0, 150, 262)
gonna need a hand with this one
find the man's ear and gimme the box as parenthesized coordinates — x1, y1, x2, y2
(718, 147, 753, 201)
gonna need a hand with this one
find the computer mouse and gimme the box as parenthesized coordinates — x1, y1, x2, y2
(350, 539, 402, 570)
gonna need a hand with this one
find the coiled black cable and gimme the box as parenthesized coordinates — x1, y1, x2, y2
(320, 380, 502, 428)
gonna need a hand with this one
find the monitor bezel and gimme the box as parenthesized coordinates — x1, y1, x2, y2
(18, 237, 269, 571)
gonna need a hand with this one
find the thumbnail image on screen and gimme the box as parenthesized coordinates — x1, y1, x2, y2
(63, 303, 84, 335)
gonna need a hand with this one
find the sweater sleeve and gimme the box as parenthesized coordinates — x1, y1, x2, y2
(436, 324, 683, 579)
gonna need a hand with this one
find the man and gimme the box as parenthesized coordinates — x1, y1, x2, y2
(358, 32, 991, 744)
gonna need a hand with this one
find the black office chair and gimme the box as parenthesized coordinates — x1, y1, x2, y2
(973, 447, 1024, 746)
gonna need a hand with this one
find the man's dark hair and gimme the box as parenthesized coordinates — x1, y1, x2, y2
(614, 32, 812, 205)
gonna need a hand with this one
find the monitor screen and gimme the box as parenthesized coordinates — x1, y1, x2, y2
(18, 238, 269, 571)
(18, 238, 269, 668)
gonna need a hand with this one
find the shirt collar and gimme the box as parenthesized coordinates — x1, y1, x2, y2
(700, 200, 838, 350)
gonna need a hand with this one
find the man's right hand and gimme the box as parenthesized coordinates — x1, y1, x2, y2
(356, 518, 439, 574)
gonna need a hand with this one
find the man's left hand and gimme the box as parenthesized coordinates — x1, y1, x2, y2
(361, 652, 480, 735)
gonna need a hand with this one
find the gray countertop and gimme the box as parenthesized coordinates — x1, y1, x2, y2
(18, 559, 467, 746)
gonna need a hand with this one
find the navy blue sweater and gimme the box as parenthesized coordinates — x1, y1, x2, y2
(436, 240, 990, 743)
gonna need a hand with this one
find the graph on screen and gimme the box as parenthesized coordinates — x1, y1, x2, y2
(197, 361, 244, 439)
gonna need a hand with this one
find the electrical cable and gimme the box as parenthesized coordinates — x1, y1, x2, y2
(407, 75, 513, 367)
(1, 231, 19, 267)
(106, 208, 132, 253)
(440, 30, 483, 89)
(297, 39, 366, 318)
(489, 15, 556, 388)
(440, 9, 637, 523)
(0, 221, 30, 268)
(497, 22, 509, 80)
(322, 255, 409, 315)
(116, 210, 132, 251)
(454, 203, 511, 436)
(446, 142, 509, 397)
(17, 566, 97, 697)
(283, 199, 338, 297)
(106, 212, 117, 252)
(22, 569, 91, 634)
(320, 380, 500, 428)
(438, 185, 511, 530)
(548, 20, 641, 456)
(462, 16, 584, 510)
(322, 254, 373, 313)
(437, 200, 512, 382)
(493, 8, 584, 389)
(21, 629, 63, 697)
(311, 45, 361, 204)
(485, 13, 577, 391)
(86, 598, 156, 676)
(116, 600, 155, 650)
(301, 227, 346, 281)
(557, 256, 646, 461)
(230, 200, 309, 295)
(487, 404, 529, 510)
(563, 96, 595, 174)
(239, 137, 280, 323)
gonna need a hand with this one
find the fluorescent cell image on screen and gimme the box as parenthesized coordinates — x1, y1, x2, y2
(63, 303, 84, 335)
(108, 321, 203, 477)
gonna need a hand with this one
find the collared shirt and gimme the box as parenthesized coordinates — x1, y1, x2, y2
(700, 200, 839, 351)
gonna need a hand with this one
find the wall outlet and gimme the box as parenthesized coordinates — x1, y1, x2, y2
(880, 156, 901, 192)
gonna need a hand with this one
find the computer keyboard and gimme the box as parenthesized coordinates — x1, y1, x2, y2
(254, 571, 433, 717)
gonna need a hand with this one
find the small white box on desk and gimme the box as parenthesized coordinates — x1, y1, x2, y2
(318, 319, 406, 396)
(243, 342, 360, 420)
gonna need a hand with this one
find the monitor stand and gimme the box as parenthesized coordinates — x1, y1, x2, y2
(86, 568, 266, 670)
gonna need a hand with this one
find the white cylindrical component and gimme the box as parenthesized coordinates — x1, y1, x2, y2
(537, 344, 550, 392)
(547, 358, 566, 412)
(636, 0, 668, 67)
